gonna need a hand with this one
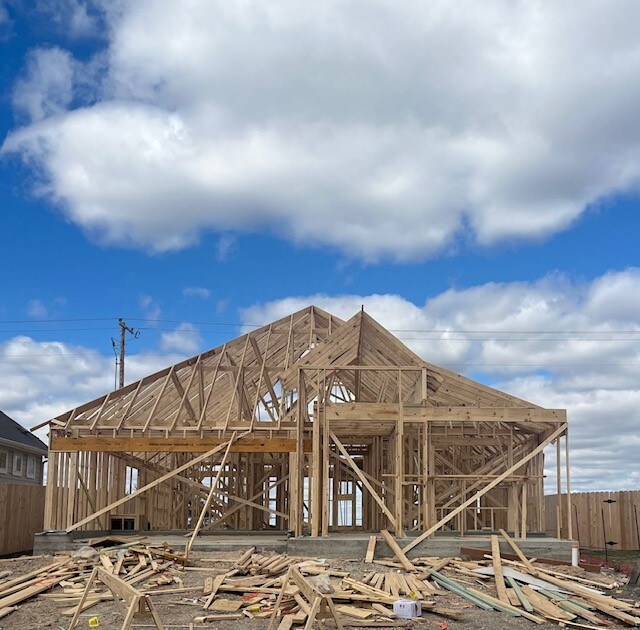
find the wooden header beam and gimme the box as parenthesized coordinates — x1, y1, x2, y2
(51, 436, 313, 453)
(325, 403, 566, 423)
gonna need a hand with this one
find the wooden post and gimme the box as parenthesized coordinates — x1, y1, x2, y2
(565, 429, 573, 540)
(295, 369, 305, 536)
(289, 449, 298, 534)
(508, 483, 518, 538)
(395, 370, 404, 536)
(322, 406, 329, 537)
(426, 425, 435, 534)
(67, 453, 78, 527)
(44, 447, 57, 530)
(311, 370, 322, 537)
(521, 482, 527, 540)
(556, 437, 563, 539)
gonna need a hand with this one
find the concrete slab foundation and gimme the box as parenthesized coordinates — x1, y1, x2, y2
(34, 530, 576, 561)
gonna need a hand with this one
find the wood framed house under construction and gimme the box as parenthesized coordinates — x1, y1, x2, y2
(38, 306, 573, 547)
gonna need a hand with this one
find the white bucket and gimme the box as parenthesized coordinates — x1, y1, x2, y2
(393, 599, 422, 619)
(571, 544, 579, 567)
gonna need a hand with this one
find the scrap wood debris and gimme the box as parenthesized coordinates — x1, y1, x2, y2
(0, 530, 639, 628)
(0, 535, 187, 624)
(195, 533, 640, 628)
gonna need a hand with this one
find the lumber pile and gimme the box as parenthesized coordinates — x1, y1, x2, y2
(2, 533, 639, 628)
(413, 530, 640, 628)
(200, 550, 458, 626)
(0, 558, 71, 618)
(0, 539, 187, 623)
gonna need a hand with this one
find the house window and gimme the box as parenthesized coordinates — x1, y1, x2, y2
(0, 450, 7, 474)
(111, 517, 135, 531)
(12, 452, 23, 476)
(125, 466, 138, 494)
(26, 456, 36, 479)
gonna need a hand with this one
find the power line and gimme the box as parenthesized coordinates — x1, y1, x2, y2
(0, 328, 116, 333)
(130, 319, 640, 334)
(2, 315, 640, 335)
(5, 314, 640, 334)
(0, 318, 117, 324)
(1, 351, 640, 367)
(133, 328, 640, 341)
(4, 324, 640, 340)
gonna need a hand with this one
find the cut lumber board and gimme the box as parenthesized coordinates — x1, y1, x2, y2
(506, 588, 521, 607)
(498, 529, 535, 571)
(209, 598, 243, 612)
(203, 573, 227, 609)
(0, 575, 64, 609)
(505, 575, 534, 613)
(460, 547, 601, 573)
(490, 535, 509, 605)
(465, 586, 546, 624)
(380, 530, 416, 572)
(194, 613, 243, 621)
(336, 605, 374, 619)
(520, 586, 575, 621)
(339, 622, 411, 628)
(365, 536, 377, 563)
(371, 603, 395, 618)
(0, 606, 17, 620)
(276, 617, 294, 630)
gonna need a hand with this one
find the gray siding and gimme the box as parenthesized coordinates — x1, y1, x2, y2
(0, 446, 44, 485)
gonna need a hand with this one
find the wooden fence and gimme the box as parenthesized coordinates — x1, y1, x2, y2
(546, 491, 640, 551)
(0, 482, 45, 556)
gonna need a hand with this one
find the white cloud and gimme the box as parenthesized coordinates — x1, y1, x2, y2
(0, 335, 177, 431)
(25, 297, 66, 319)
(241, 268, 640, 491)
(0, 2, 10, 25)
(139, 294, 161, 321)
(13, 47, 75, 122)
(5, 2, 640, 259)
(26, 299, 48, 319)
(33, 0, 101, 39)
(160, 323, 202, 354)
(183, 286, 211, 300)
(0, 2, 12, 41)
(215, 234, 237, 262)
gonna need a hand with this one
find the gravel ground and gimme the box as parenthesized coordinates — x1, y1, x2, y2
(0, 551, 634, 630)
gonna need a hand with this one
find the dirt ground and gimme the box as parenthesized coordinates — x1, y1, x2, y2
(0, 551, 634, 630)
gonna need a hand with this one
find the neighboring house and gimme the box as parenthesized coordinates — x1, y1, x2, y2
(0, 410, 47, 485)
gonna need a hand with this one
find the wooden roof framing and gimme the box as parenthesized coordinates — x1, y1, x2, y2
(51, 306, 340, 434)
(47, 305, 550, 438)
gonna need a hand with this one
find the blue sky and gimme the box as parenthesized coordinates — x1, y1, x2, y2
(1, 1, 640, 491)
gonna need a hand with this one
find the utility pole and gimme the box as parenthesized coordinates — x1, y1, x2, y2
(117, 318, 140, 389)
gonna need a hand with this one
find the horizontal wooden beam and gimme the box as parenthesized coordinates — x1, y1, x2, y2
(431, 437, 510, 446)
(51, 436, 313, 453)
(325, 403, 566, 423)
